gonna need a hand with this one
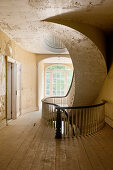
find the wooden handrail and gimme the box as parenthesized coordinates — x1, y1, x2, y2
(55, 101, 106, 110)
(42, 70, 106, 139)
(42, 99, 106, 110)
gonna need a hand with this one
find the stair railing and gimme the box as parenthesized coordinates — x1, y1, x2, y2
(42, 72, 106, 138)
(55, 102, 106, 138)
(42, 100, 106, 138)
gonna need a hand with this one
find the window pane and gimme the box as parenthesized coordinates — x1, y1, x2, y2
(57, 91, 60, 96)
(46, 90, 50, 96)
(45, 72, 50, 96)
(53, 78, 56, 83)
(60, 84, 64, 90)
(47, 65, 71, 71)
(53, 91, 56, 96)
(46, 83, 50, 89)
(61, 79, 64, 84)
(57, 79, 60, 84)
(53, 72, 57, 78)
(57, 73, 60, 78)
(61, 72, 64, 78)
(61, 91, 64, 96)
(45, 65, 72, 97)
(53, 84, 56, 91)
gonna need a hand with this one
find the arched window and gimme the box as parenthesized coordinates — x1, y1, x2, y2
(45, 65, 72, 97)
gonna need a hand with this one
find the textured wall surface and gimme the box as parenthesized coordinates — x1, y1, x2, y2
(0, 0, 109, 55)
(95, 35, 113, 127)
(15, 46, 38, 113)
(95, 64, 113, 127)
(0, 55, 6, 120)
(0, 30, 38, 123)
(0, 0, 107, 107)
(0, 30, 14, 122)
(0, 0, 110, 124)
(46, 23, 107, 106)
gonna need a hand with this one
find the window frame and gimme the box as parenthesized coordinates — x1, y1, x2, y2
(44, 64, 73, 97)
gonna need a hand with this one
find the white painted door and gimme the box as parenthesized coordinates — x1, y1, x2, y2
(7, 62, 12, 120)
(11, 62, 17, 119)
(16, 63, 21, 117)
(7, 60, 21, 120)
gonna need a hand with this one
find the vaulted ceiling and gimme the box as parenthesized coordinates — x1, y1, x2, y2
(0, 0, 109, 105)
(0, 0, 113, 54)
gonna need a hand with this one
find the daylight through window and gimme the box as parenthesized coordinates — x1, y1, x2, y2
(45, 65, 72, 97)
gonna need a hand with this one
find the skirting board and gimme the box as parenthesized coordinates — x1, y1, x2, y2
(21, 107, 39, 114)
(105, 116, 113, 128)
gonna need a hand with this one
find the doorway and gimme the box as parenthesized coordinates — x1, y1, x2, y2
(7, 57, 21, 120)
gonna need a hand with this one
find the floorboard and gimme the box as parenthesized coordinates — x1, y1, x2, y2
(0, 111, 113, 170)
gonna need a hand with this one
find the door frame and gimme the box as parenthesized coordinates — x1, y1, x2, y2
(6, 56, 21, 121)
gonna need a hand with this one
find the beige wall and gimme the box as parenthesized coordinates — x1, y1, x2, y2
(0, 29, 38, 123)
(95, 34, 113, 127)
(15, 46, 38, 113)
(37, 60, 44, 110)
(0, 29, 71, 121)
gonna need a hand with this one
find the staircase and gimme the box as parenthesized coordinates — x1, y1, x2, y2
(42, 73, 106, 138)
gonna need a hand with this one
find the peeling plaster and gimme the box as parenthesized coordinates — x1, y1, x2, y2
(29, 0, 105, 9)
(0, 55, 6, 120)
(0, 0, 108, 106)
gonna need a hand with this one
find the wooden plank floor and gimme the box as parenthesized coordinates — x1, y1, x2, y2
(0, 111, 113, 170)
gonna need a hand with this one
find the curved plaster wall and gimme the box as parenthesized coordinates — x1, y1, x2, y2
(41, 22, 107, 106)
(44, 18, 106, 58)
(0, 0, 107, 107)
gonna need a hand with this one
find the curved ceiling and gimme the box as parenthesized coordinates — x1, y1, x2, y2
(0, 0, 112, 54)
(0, 0, 108, 105)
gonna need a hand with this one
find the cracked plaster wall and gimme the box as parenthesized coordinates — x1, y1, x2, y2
(0, 30, 14, 122)
(0, 30, 39, 122)
(0, 55, 6, 121)
(42, 23, 107, 106)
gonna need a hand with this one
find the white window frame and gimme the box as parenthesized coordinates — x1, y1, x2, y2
(44, 64, 72, 97)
